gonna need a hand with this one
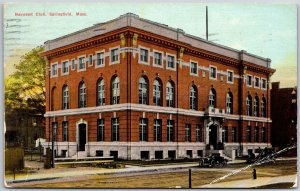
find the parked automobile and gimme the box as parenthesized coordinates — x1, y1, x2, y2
(199, 153, 228, 168)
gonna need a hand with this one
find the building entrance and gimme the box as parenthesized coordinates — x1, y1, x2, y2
(79, 124, 86, 151)
(209, 124, 218, 149)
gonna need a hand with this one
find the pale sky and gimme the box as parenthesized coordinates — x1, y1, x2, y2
(3, 3, 297, 87)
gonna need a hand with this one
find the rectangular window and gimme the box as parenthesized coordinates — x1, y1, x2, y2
(96, 52, 105, 67)
(153, 52, 162, 66)
(111, 118, 119, 141)
(78, 57, 85, 70)
(185, 124, 191, 142)
(224, 126, 228, 142)
(190, 61, 198, 75)
(139, 118, 148, 142)
(247, 126, 251, 142)
(110, 48, 119, 63)
(62, 121, 68, 142)
(246, 75, 252, 86)
(261, 127, 266, 143)
(51, 64, 58, 77)
(167, 55, 175, 69)
(261, 79, 267, 89)
(254, 77, 260, 88)
(89, 54, 93, 66)
(140, 48, 149, 63)
(227, 70, 233, 83)
(254, 126, 259, 143)
(167, 120, 174, 142)
(196, 125, 203, 142)
(62, 61, 69, 74)
(153, 119, 162, 142)
(97, 119, 105, 141)
(210, 66, 217, 79)
(232, 127, 236, 142)
(71, 59, 75, 70)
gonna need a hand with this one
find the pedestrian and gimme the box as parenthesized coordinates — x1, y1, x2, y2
(252, 168, 257, 179)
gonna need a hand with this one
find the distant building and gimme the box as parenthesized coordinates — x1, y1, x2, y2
(271, 82, 297, 150)
(42, 13, 275, 160)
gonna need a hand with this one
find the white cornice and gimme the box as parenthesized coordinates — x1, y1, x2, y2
(45, 104, 271, 123)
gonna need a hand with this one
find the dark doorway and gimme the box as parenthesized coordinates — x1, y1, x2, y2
(79, 124, 86, 151)
(209, 125, 218, 149)
(186, 150, 193, 158)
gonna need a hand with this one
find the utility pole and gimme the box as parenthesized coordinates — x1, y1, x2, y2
(206, 5, 208, 41)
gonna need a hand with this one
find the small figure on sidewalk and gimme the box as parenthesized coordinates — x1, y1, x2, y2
(252, 168, 257, 179)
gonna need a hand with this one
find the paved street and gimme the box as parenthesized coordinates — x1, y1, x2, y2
(5, 157, 297, 188)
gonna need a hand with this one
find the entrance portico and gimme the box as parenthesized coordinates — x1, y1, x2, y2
(205, 117, 224, 150)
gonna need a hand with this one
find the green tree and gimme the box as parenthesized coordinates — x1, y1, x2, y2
(5, 46, 46, 146)
(5, 46, 46, 115)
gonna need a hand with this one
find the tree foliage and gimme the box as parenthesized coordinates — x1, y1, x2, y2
(5, 46, 46, 115)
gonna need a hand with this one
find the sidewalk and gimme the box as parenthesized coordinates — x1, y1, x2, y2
(5, 162, 200, 184)
(199, 174, 297, 188)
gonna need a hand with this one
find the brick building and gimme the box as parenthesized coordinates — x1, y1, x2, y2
(271, 82, 297, 150)
(42, 13, 275, 160)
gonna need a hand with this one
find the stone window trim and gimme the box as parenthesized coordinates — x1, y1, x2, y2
(50, 62, 58, 78)
(61, 59, 70, 76)
(109, 46, 120, 65)
(71, 59, 76, 71)
(77, 55, 86, 72)
(209, 65, 217, 80)
(152, 49, 164, 68)
(166, 53, 177, 71)
(226, 69, 234, 84)
(246, 74, 253, 87)
(254, 76, 260, 89)
(261, 78, 267, 90)
(138, 45, 150, 65)
(189, 60, 198, 76)
(88, 54, 94, 67)
(95, 50, 106, 68)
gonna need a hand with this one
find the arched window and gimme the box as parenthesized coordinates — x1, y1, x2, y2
(62, 85, 69, 110)
(79, 82, 86, 108)
(261, 97, 266, 117)
(246, 95, 252, 116)
(111, 76, 120, 104)
(138, 76, 148, 104)
(254, 96, 259, 117)
(226, 92, 233, 114)
(153, 79, 162, 106)
(166, 81, 175, 107)
(189, 85, 197, 110)
(97, 79, 105, 106)
(209, 88, 216, 108)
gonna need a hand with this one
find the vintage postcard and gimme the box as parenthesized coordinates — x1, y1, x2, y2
(3, 2, 297, 189)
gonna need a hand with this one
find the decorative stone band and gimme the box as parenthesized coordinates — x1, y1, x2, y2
(45, 103, 272, 123)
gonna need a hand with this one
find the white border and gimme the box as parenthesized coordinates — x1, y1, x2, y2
(109, 46, 120, 65)
(166, 53, 176, 71)
(261, 78, 267, 90)
(209, 65, 217, 80)
(246, 74, 253, 87)
(254, 76, 260, 88)
(227, 69, 234, 84)
(50, 62, 58, 78)
(95, 50, 106, 68)
(77, 55, 86, 72)
(61, 60, 69, 76)
(138, 45, 150, 65)
(189, 60, 198, 76)
(152, 49, 164, 68)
